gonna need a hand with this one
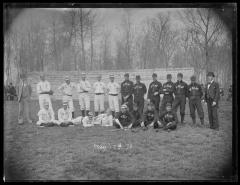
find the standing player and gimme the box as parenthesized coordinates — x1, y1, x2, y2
(77, 72, 91, 117)
(17, 73, 33, 124)
(147, 73, 162, 113)
(107, 74, 120, 118)
(188, 75, 204, 126)
(93, 74, 106, 116)
(172, 73, 188, 124)
(133, 75, 147, 114)
(36, 73, 53, 111)
(121, 73, 134, 112)
(58, 76, 76, 118)
(159, 74, 175, 114)
(204, 72, 220, 130)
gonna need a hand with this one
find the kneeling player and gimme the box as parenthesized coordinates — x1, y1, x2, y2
(158, 103, 178, 131)
(36, 101, 58, 127)
(114, 104, 133, 129)
(141, 102, 159, 129)
(57, 101, 75, 127)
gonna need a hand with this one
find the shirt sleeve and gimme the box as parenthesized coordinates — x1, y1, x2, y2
(85, 81, 91, 91)
(58, 109, 63, 122)
(37, 83, 41, 94)
(50, 109, 55, 121)
(68, 110, 72, 121)
(214, 83, 220, 102)
(58, 84, 64, 91)
(143, 84, 147, 94)
(46, 82, 51, 92)
(38, 110, 44, 122)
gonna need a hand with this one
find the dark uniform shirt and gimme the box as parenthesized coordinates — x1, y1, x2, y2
(117, 112, 132, 127)
(188, 83, 203, 99)
(161, 81, 174, 96)
(121, 80, 134, 97)
(174, 80, 188, 97)
(159, 110, 178, 125)
(133, 82, 147, 98)
(144, 109, 158, 123)
(147, 80, 162, 99)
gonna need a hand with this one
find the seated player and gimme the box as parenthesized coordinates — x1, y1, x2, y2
(36, 101, 58, 127)
(94, 108, 114, 126)
(158, 103, 178, 131)
(82, 112, 95, 127)
(141, 101, 160, 129)
(114, 104, 133, 129)
(57, 101, 75, 127)
(131, 103, 142, 128)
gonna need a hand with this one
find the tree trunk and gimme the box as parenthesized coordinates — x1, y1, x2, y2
(80, 9, 85, 70)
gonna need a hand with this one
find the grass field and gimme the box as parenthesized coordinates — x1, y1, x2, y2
(4, 98, 234, 181)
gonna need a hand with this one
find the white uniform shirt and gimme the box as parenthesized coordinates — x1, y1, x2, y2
(58, 108, 72, 122)
(77, 80, 91, 93)
(93, 81, 106, 94)
(58, 82, 76, 96)
(37, 80, 51, 94)
(107, 82, 120, 95)
(38, 108, 55, 122)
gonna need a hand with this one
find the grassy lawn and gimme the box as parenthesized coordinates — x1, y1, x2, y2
(4, 99, 234, 181)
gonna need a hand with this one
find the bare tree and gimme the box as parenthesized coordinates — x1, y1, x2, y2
(76, 8, 92, 71)
(180, 8, 223, 72)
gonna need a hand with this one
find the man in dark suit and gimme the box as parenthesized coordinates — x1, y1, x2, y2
(204, 72, 220, 130)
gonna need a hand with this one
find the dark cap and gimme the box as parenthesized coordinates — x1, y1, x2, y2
(124, 73, 129, 77)
(167, 74, 172, 79)
(190, 75, 196, 81)
(152, 73, 157, 77)
(136, 75, 140, 79)
(207, 72, 215, 77)
(177, 73, 183, 78)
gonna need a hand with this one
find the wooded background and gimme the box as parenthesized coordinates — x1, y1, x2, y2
(4, 7, 233, 87)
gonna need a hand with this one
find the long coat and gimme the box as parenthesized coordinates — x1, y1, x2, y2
(17, 79, 32, 102)
(204, 81, 220, 106)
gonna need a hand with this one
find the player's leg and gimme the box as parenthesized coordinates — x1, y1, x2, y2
(180, 97, 186, 123)
(85, 93, 90, 116)
(79, 94, 85, 117)
(100, 95, 105, 114)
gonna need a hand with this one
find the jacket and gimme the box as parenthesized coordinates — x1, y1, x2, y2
(204, 81, 220, 104)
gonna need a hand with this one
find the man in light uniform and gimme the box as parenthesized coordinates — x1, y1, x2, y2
(57, 100, 75, 127)
(77, 72, 91, 117)
(36, 101, 58, 127)
(107, 74, 120, 118)
(58, 76, 76, 118)
(36, 74, 53, 110)
(93, 74, 106, 116)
